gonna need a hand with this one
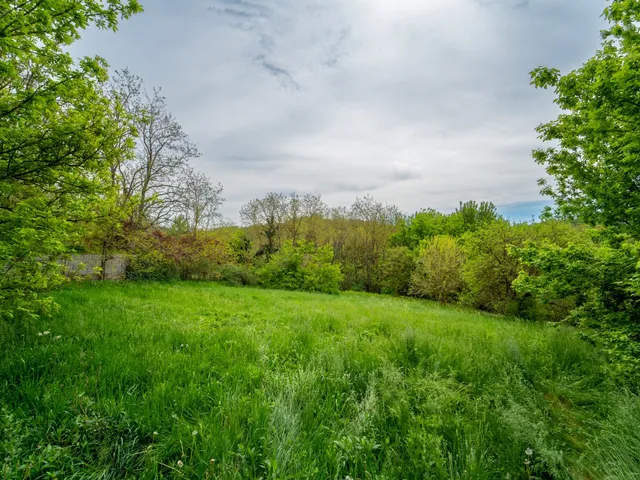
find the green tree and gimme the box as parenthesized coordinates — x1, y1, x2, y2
(530, 1, 640, 235)
(378, 246, 415, 296)
(410, 235, 466, 303)
(527, 0, 640, 380)
(0, 0, 142, 319)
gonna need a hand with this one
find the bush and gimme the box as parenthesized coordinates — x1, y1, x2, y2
(409, 236, 466, 303)
(126, 232, 178, 281)
(257, 241, 344, 294)
(214, 264, 258, 287)
(126, 231, 232, 281)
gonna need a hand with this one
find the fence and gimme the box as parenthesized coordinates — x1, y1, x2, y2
(61, 254, 128, 280)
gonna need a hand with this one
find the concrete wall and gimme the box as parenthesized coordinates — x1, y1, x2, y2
(61, 254, 127, 280)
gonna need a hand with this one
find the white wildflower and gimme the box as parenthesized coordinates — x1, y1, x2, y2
(177, 460, 184, 468)
(525, 447, 533, 456)
(192, 430, 198, 436)
(37, 332, 43, 337)
(54, 335, 61, 340)
(43, 331, 50, 335)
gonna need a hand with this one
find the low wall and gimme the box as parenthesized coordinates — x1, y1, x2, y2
(61, 254, 128, 280)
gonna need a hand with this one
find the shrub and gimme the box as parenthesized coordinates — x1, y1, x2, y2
(409, 235, 466, 303)
(126, 231, 232, 281)
(257, 241, 344, 294)
(214, 264, 258, 287)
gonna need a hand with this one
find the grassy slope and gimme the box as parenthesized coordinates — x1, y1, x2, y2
(1, 282, 639, 479)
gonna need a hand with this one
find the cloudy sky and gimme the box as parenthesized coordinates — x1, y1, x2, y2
(73, 0, 606, 222)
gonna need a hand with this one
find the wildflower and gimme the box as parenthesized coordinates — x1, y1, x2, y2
(54, 335, 61, 340)
(37, 332, 43, 336)
(524, 459, 531, 466)
(177, 460, 184, 468)
(43, 331, 50, 335)
(192, 430, 198, 436)
(153, 431, 158, 436)
(525, 447, 533, 456)
(209, 458, 215, 464)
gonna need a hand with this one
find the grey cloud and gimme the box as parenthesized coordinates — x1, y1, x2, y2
(70, 0, 607, 220)
(253, 55, 300, 90)
(207, 0, 351, 90)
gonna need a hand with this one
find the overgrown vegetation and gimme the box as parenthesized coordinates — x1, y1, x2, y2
(2, 0, 640, 476)
(1, 282, 639, 479)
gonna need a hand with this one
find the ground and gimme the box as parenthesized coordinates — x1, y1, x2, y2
(1, 282, 639, 479)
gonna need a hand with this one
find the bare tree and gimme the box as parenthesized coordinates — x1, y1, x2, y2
(110, 69, 200, 228)
(178, 169, 224, 236)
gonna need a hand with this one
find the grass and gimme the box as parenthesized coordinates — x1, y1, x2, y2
(1, 282, 639, 479)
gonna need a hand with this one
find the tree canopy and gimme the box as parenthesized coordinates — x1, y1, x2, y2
(530, 0, 640, 236)
(0, 0, 142, 319)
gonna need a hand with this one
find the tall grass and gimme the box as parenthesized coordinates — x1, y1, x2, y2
(1, 282, 638, 479)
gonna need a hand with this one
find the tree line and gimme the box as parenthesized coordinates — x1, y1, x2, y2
(1, 0, 638, 383)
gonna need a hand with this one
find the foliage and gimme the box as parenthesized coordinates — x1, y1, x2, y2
(228, 230, 253, 265)
(0, 0, 142, 320)
(409, 236, 466, 303)
(1, 282, 638, 478)
(530, 1, 640, 236)
(213, 264, 258, 287)
(126, 232, 178, 281)
(528, 0, 640, 378)
(460, 221, 584, 318)
(378, 246, 415, 296)
(392, 201, 500, 249)
(515, 237, 640, 383)
(126, 231, 232, 281)
(257, 241, 343, 294)
(455, 200, 501, 233)
(240, 192, 289, 257)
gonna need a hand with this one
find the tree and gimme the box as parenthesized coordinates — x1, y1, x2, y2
(284, 192, 303, 246)
(530, 1, 640, 236)
(240, 192, 288, 257)
(455, 201, 500, 232)
(302, 193, 327, 243)
(528, 0, 640, 381)
(0, 0, 142, 319)
(110, 69, 200, 228)
(410, 236, 466, 303)
(348, 196, 402, 292)
(178, 169, 224, 236)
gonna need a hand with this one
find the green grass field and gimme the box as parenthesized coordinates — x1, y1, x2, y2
(1, 282, 639, 479)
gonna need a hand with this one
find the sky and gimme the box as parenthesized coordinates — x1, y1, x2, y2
(72, 0, 606, 222)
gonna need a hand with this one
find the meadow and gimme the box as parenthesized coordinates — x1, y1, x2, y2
(1, 282, 639, 479)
